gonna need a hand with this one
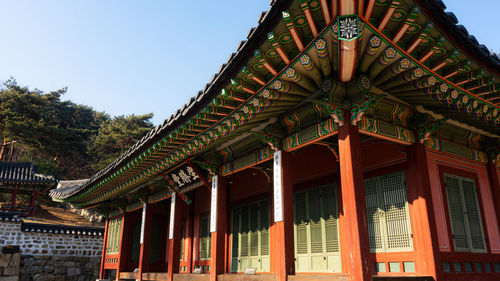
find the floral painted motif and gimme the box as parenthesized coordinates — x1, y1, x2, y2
(338, 16, 359, 41)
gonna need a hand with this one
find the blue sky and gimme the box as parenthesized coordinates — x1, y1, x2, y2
(0, 0, 498, 125)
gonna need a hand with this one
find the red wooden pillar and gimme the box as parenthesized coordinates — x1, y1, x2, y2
(270, 150, 295, 281)
(137, 203, 153, 281)
(487, 161, 500, 228)
(10, 185, 18, 209)
(99, 217, 110, 279)
(29, 188, 37, 207)
(167, 194, 183, 281)
(116, 212, 128, 280)
(210, 176, 227, 281)
(406, 143, 440, 279)
(337, 114, 372, 281)
(185, 202, 194, 273)
(28, 187, 38, 216)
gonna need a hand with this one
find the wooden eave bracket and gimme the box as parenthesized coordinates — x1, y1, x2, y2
(248, 166, 272, 183)
(190, 160, 218, 177)
(252, 131, 281, 151)
(483, 140, 500, 163)
(416, 118, 448, 144)
(186, 160, 212, 191)
(162, 176, 192, 205)
(350, 94, 385, 125)
(311, 100, 345, 127)
(316, 141, 339, 162)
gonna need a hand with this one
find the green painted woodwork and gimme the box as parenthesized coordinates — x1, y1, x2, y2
(64, 0, 500, 210)
(364, 171, 413, 253)
(199, 215, 211, 260)
(231, 200, 270, 273)
(106, 218, 122, 254)
(424, 136, 488, 163)
(444, 174, 486, 253)
(293, 184, 341, 273)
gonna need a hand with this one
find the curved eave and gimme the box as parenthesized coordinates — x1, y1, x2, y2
(60, 0, 500, 208)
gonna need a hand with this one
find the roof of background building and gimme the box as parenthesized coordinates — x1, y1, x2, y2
(0, 161, 56, 185)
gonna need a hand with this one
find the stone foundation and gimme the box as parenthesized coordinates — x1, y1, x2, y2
(0, 245, 21, 281)
(20, 255, 100, 281)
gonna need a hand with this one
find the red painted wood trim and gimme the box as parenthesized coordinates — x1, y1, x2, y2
(406, 143, 440, 279)
(99, 218, 110, 279)
(364, 0, 376, 20)
(487, 163, 500, 228)
(270, 151, 295, 281)
(210, 177, 227, 281)
(10, 185, 18, 209)
(167, 195, 183, 281)
(116, 213, 127, 280)
(320, 0, 331, 24)
(137, 204, 153, 281)
(337, 112, 372, 280)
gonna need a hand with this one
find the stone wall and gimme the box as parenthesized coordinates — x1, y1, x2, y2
(0, 245, 21, 281)
(0, 219, 103, 281)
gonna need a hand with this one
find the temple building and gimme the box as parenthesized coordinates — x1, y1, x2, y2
(50, 0, 500, 280)
(0, 161, 56, 216)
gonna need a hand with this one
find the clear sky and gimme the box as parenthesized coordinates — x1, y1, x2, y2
(0, 0, 498, 125)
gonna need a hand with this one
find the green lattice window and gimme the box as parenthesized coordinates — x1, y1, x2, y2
(444, 174, 486, 253)
(199, 216, 211, 260)
(294, 184, 341, 273)
(231, 200, 270, 273)
(364, 171, 413, 253)
(106, 218, 122, 254)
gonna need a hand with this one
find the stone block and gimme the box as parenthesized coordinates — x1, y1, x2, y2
(0, 276, 19, 281)
(21, 257, 34, 267)
(19, 265, 30, 275)
(8, 253, 20, 267)
(67, 267, 81, 276)
(54, 266, 65, 275)
(43, 265, 54, 273)
(0, 254, 12, 267)
(30, 266, 41, 275)
(64, 261, 75, 267)
(3, 266, 19, 276)
(35, 259, 46, 266)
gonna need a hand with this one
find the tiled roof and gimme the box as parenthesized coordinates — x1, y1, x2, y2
(21, 222, 104, 236)
(0, 161, 56, 185)
(0, 211, 104, 236)
(419, 0, 500, 70)
(55, 0, 500, 204)
(61, 0, 292, 199)
(50, 179, 89, 200)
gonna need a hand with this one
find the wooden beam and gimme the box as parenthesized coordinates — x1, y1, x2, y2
(167, 194, 183, 281)
(337, 111, 372, 281)
(487, 162, 500, 230)
(137, 203, 152, 281)
(99, 218, 110, 280)
(406, 143, 440, 280)
(10, 185, 18, 209)
(364, 0, 376, 20)
(184, 203, 194, 273)
(270, 150, 294, 281)
(116, 212, 128, 281)
(210, 176, 227, 281)
(339, 0, 358, 83)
